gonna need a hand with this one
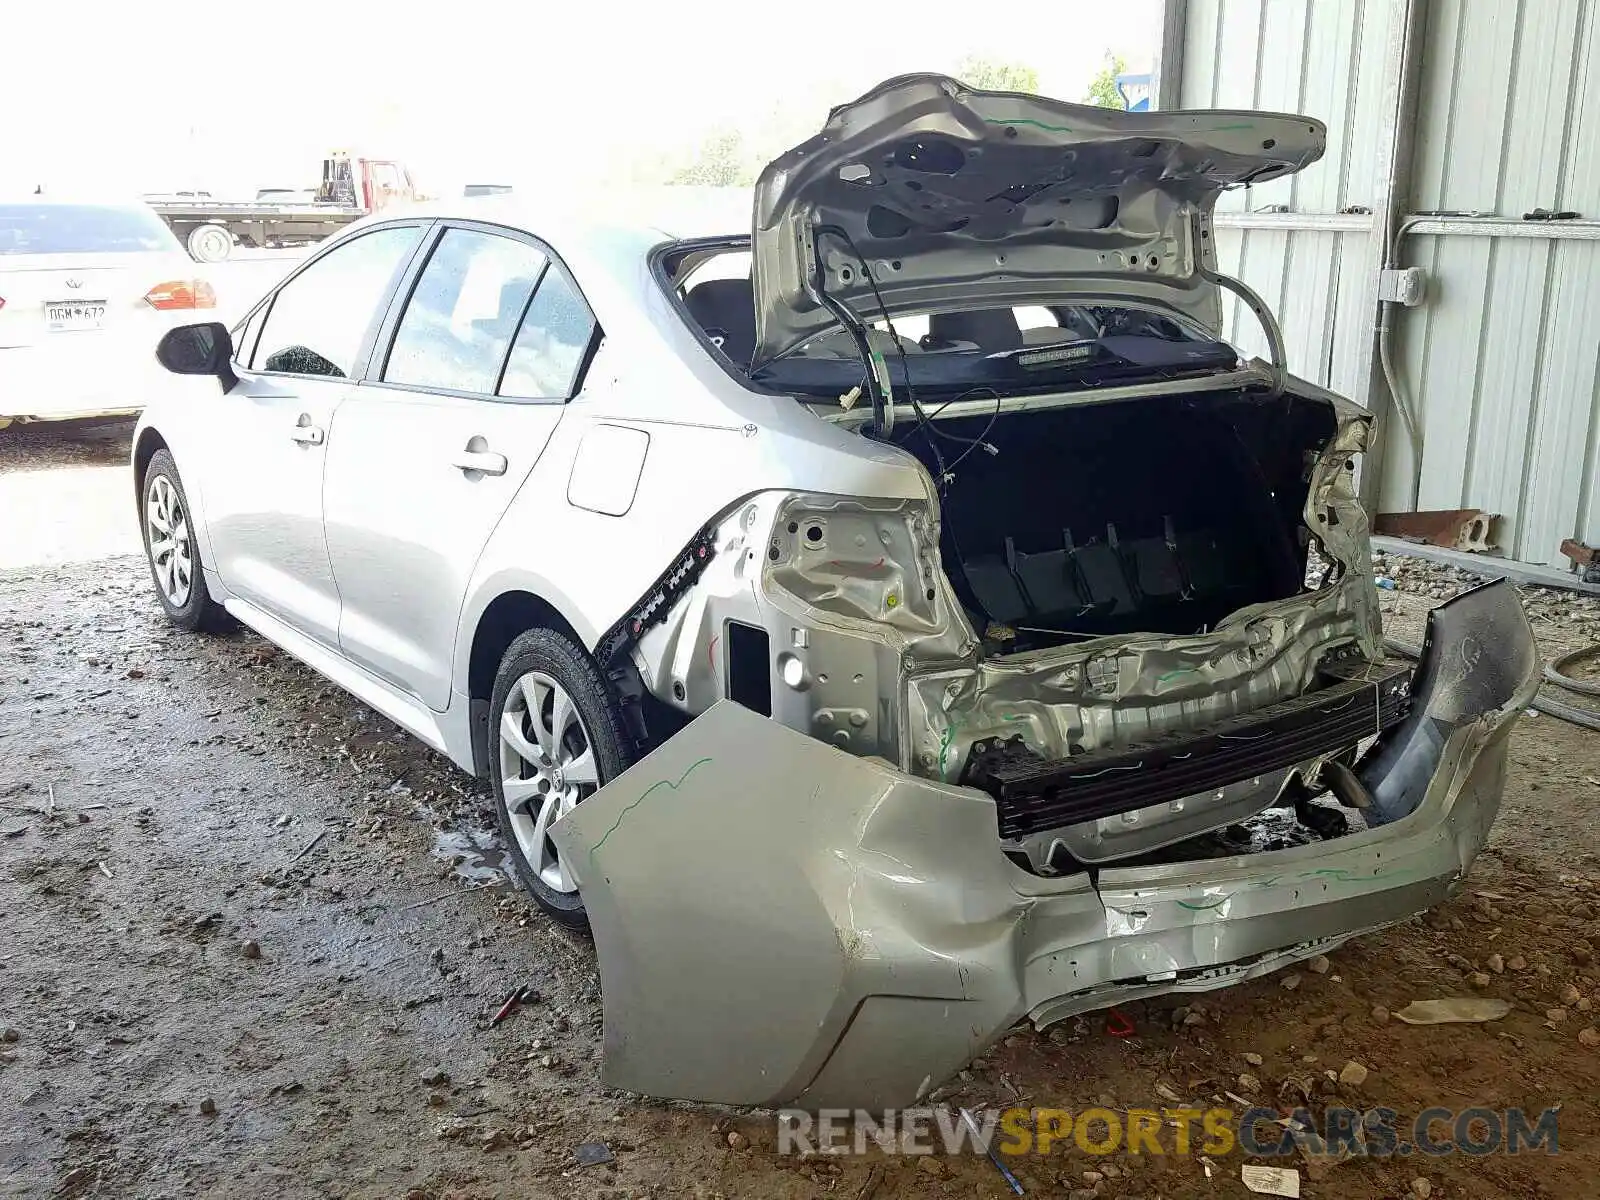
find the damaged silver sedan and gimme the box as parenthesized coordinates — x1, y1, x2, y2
(136, 73, 1539, 1111)
(552, 76, 1539, 1108)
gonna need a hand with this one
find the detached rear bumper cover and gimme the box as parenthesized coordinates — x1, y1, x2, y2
(550, 581, 1537, 1109)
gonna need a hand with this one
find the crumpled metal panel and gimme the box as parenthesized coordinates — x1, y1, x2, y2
(550, 700, 1089, 1107)
(904, 566, 1378, 787)
(897, 399, 1380, 862)
(1360, 579, 1538, 825)
(553, 586, 1535, 1109)
(632, 395, 1384, 868)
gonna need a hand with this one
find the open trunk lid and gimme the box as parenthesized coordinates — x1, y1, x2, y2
(750, 73, 1325, 365)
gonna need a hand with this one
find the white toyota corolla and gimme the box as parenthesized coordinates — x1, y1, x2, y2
(1, 197, 214, 425)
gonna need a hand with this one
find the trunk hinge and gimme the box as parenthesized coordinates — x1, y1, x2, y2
(1199, 262, 1288, 396)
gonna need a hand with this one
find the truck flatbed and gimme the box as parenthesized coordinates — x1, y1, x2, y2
(144, 199, 367, 262)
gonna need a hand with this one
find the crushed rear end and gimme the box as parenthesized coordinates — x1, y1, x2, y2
(555, 572, 1533, 1107)
(548, 75, 1539, 1109)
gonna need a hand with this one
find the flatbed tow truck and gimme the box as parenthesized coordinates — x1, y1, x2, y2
(146, 152, 421, 262)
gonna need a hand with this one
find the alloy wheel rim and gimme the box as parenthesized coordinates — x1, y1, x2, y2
(146, 474, 193, 607)
(498, 671, 599, 893)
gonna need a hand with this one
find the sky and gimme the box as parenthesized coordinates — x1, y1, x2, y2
(2, 0, 1158, 200)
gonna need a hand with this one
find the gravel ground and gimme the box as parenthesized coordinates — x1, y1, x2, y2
(2, 421, 1599, 1199)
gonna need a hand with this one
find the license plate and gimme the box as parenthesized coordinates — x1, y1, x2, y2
(45, 301, 107, 331)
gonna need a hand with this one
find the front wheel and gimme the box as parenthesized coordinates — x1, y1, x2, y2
(489, 627, 634, 928)
(141, 449, 228, 632)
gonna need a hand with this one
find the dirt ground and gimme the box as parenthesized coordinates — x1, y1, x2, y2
(2, 420, 1599, 1200)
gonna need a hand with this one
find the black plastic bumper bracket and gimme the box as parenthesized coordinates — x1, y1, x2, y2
(963, 661, 1414, 839)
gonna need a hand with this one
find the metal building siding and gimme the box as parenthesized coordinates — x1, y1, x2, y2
(1181, 0, 1600, 566)
(1399, 0, 1600, 563)
(1184, 0, 1390, 395)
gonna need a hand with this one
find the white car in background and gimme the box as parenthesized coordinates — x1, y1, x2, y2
(0, 197, 216, 426)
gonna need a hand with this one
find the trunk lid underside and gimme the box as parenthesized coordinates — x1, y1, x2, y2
(750, 73, 1326, 364)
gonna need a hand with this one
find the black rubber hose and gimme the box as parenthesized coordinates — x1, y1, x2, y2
(1545, 644, 1600, 698)
(1383, 635, 1600, 733)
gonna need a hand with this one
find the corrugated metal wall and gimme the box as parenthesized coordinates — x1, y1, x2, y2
(1181, 0, 1394, 402)
(1177, 0, 1600, 566)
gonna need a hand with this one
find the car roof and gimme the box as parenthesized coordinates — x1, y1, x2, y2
(323, 187, 755, 352)
(394, 185, 751, 253)
(0, 195, 159, 209)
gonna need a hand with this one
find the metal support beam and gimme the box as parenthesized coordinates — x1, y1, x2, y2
(1404, 216, 1600, 241)
(1153, 0, 1188, 110)
(1357, 0, 1430, 511)
(1213, 212, 1375, 234)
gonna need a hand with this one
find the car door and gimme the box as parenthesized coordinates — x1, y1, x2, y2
(200, 222, 428, 647)
(322, 221, 598, 710)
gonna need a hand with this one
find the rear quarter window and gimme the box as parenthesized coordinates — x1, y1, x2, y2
(0, 204, 180, 254)
(498, 267, 598, 400)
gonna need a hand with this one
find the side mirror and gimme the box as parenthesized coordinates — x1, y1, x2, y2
(156, 322, 237, 389)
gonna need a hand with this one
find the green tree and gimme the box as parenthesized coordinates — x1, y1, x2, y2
(955, 55, 1040, 94)
(666, 129, 758, 187)
(1085, 52, 1130, 109)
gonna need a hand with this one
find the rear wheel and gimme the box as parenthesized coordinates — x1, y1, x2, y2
(186, 224, 233, 263)
(489, 627, 634, 928)
(141, 450, 227, 632)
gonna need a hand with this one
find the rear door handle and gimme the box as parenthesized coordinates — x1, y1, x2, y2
(451, 449, 507, 476)
(289, 424, 324, 445)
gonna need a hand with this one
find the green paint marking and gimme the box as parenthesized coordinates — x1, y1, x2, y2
(980, 118, 1257, 135)
(1249, 865, 1424, 890)
(1156, 667, 1200, 684)
(980, 117, 1076, 134)
(1177, 895, 1231, 912)
(588, 756, 714, 859)
(1309, 865, 1424, 886)
(938, 714, 1026, 780)
(937, 723, 957, 781)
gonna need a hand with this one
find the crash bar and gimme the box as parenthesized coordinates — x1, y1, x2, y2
(967, 663, 1414, 840)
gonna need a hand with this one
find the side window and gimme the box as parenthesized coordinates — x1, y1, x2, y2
(251, 225, 421, 377)
(498, 266, 598, 400)
(383, 228, 547, 394)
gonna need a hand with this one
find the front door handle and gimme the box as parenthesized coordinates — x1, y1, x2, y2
(289, 423, 324, 445)
(451, 442, 507, 476)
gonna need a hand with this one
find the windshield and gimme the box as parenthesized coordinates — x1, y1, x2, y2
(667, 244, 1236, 397)
(0, 203, 181, 255)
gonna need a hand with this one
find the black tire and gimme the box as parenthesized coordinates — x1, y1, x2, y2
(140, 449, 229, 632)
(488, 626, 634, 928)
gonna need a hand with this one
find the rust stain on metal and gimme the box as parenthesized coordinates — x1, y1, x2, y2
(1559, 539, 1600, 583)
(1374, 509, 1499, 552)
